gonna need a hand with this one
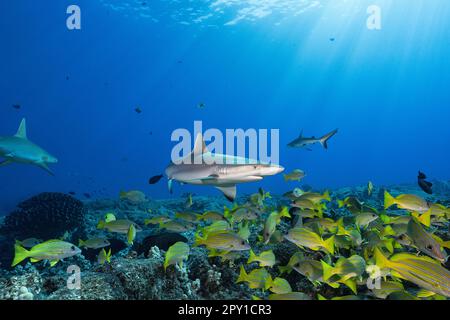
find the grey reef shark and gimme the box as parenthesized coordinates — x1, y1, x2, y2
(165, 133, 284, 201)
(0, 118, 58, 175)
(287, 129, 338, 150)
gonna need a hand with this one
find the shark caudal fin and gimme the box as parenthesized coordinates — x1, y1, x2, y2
(319, 129, 338, 150)
(215, 185, 237, 202)
(15, 118, 27, 139)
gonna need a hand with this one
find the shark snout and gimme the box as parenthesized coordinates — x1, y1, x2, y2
(262, 164, 284, 176)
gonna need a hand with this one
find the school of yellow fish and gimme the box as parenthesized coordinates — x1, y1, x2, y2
(12, 186, 450, 300)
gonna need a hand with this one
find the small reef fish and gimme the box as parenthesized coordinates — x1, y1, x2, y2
(127, 224, 136, 245)
(12, 240, 81, 267)
(104, 213, 117, 223)
(175, 211, 199, 223)
(297, 191, 331, 204)
(97, 218, 142, 234)
(224, 206, 258, 223)
(144, 216, 171, 225)
(384, 191, 430, 213)
(98, 248, 112, 265)
(292, 259, 324, 283)
(374, 248, 450, 297)
(197, 211, 227, 222)
(406, 218, 446, 262)
(370, 280, 405, 299)
(164, 242, 190, 271)
(237, 222, 251, 241)
(119, 190, 147, 204)
(268, 292, 311, 300)
(208, 249, 242, 262)
(283, 169, 306, 182)
(321, 255, 366, 282)
(367, 181, 374, 196)
(185, 193, 193, 208)
(15, 238, 41, 248)
(304, 217, 343, 233)
(265, 277, 292, 294)
(278, 252, 305, 274)
(159, 220, 196, 233)
(247, 249, 276, 267)
(284, 227, 335, 254)
(262, 208, 290, 244)
(355, 212, 379, 229)
(418, 171, 433, 195)
(78, 238, 110, 249)
(198, 220, 231, 236)
(148, 174, 164, 185)
(236, 266, 271, 289)
(195, 231, 250, 251)
(287, 129, 338, 150)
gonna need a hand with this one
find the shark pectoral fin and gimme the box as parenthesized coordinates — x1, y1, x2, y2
(168, 179, 173, 194)
(215, 185, 237, 202)
(36, 162, 54, 175)
(0, 159, 13, 167)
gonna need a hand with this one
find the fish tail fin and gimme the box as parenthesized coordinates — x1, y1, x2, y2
(12, 244, 30, 267)
(119, 190, 126, 198)
(264, 275, 273, 291)
(78, 239, 84, 247)
(417, 209, 431, 227)
(317, 294, 327, 300)
(247, 249, 257, 264)
(337, 199, 345, 208)
(97, 220, 106, 229)
(323, 235, 335, 254)
(374, 247, 390, 269)
(336, 217, 344, 229)
(106, 249, 112, 263)
(323, 190, 331, 202)
(194, 233, 206, 247)
(236, 265, 248, 283)
(384, 191, 396, 210)
(321, 260, 335, 281)
(283, 174, 288, 182)
(342, 279, 357, 294)
(279, 207, 291, 219)
(278, 265, 290, 275)
(319, 129, 338, 149)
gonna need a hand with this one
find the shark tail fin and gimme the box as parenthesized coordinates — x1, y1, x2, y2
(15, 118, 27, 139)
(319, 129, 338, 149)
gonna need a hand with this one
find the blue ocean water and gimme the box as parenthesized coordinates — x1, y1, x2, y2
(1, 0, 450, 214)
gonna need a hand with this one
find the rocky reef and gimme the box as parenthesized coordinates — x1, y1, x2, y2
(0, 180, 449, 300)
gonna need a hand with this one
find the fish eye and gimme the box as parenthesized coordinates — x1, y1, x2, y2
(241, 241, 245, 245)
(71, 246, 76, 251)
(426, 245, 433, 250)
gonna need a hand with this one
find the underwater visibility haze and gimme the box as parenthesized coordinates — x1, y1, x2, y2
(0, 0, 450, 301)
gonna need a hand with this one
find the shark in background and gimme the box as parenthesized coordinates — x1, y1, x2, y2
(0, 118, 58, 175)
(165, 134, 284, 201)
(287, 129, 338, 150)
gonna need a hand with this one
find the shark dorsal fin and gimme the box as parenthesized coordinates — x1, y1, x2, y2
(193, 133, 209, 156)
(299, 130, 303, 138)
(15, 118, 27, 139)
